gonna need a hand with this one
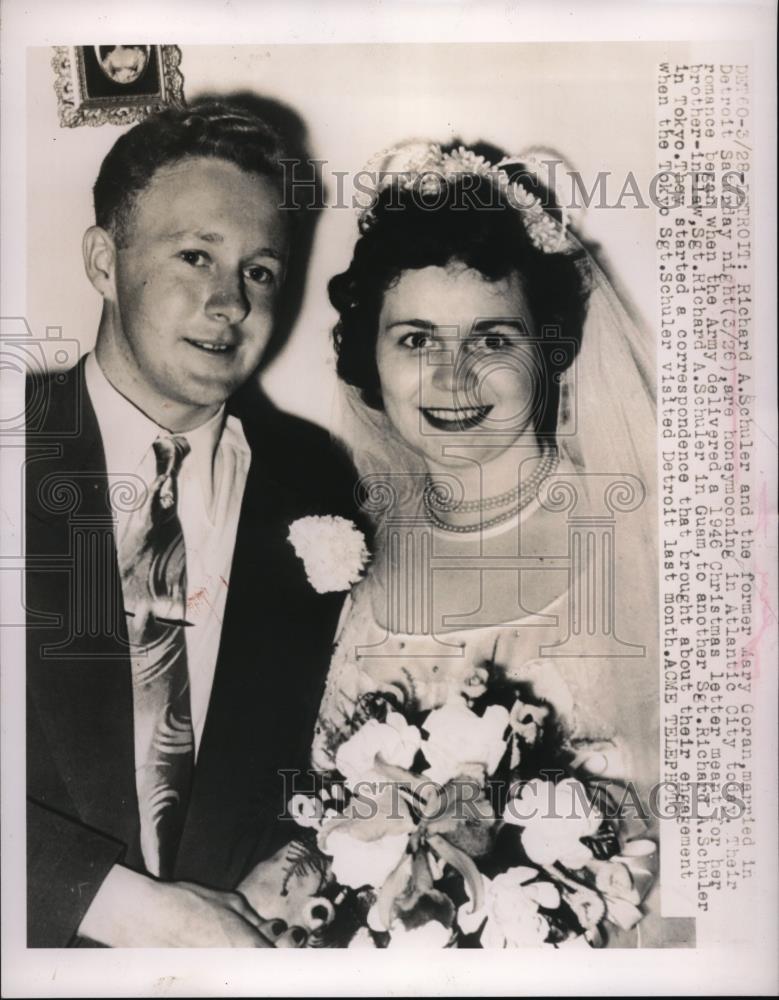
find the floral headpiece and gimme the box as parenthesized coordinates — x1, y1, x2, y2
(356, 141, 570, 255)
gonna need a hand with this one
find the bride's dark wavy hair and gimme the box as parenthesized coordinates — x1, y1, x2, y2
(329, 145, 592, 430)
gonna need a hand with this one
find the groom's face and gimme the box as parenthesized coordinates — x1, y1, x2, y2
(105, 156, 289, 422)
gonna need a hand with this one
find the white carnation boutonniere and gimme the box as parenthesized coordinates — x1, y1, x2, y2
(288, 515, 370, 594)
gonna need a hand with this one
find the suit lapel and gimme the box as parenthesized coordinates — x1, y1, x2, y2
(174, 453, 282, 884)
(26, 359, 141, 863)
(174, 451, 345, 887)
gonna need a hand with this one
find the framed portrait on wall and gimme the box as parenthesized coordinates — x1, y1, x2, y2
(52, 44, 184, 127)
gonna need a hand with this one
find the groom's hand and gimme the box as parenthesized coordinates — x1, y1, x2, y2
(78, 864, 308, 947)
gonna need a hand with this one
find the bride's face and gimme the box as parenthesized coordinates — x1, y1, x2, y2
(375, 263, 541, 467)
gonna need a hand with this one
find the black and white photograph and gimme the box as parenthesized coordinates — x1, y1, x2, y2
(1, 1, 776, 996)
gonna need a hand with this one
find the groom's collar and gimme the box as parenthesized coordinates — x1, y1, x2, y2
(83, 351, 248, 519)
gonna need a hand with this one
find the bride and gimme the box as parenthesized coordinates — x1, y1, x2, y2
(317, 142, 658, 793)
(242, 141, 661, 945)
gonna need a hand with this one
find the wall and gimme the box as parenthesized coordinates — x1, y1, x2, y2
(27, 42, 665, 431)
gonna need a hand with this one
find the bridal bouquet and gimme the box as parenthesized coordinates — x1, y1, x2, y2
(283, 665, 656, 949)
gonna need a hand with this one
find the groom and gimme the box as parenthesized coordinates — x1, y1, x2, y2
(26, 103, 356, 947)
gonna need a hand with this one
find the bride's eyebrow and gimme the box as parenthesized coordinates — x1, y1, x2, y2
(470, 318, 529, 334)
(385, 319, 434, 331)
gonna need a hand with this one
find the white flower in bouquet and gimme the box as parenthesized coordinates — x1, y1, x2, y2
(289, 793, 325, 829)
(508, 700, 549, 746)
(347, 927, 378, 948)
(422, 702, 510, 787)
(385, 919, 453, 948)
(288, 515, 369, 593)
(503, 778, 602, 868)
(318, 785, 414, 890)
(585, 858, 644, 930)
(325, 828, 410, 890)
(335, 711, 422, 790)
(570, 740, 629, 781)
(587, 858, 640, 905)
(551, 934, 592, 950)
(366, 883, 456, 948)
(458, 866, 561, 947)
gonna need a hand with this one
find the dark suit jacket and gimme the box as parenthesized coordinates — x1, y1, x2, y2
(25, 359, 362, 946)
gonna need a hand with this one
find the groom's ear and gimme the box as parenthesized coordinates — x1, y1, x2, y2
(83, 226, 118, 301)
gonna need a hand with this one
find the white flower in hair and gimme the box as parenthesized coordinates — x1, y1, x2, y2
(386, 141, 441, 179)
(288, 515, 369, 594)
(357, 139, 571, 254)
(441, 146, 493, 178)
(511, 146, 584, 225)
(356, 140, 442, 208)
(509, 183, 567, 253)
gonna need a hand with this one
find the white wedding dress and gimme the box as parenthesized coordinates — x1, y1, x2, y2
(313, 524, 659, 801)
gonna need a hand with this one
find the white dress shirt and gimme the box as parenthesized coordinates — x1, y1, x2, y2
(84, 352, 252, 758)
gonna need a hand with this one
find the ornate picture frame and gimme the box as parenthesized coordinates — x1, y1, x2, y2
(52, 45, 185, 128)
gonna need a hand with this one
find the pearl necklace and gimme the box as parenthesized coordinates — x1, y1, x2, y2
(423, 446, 559, 534)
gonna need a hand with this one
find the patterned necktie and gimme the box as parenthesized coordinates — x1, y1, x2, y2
(120, 435, 194, 879)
